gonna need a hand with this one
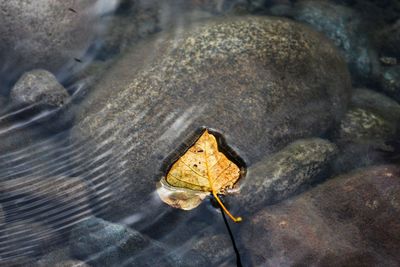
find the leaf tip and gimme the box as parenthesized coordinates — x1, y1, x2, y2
(234, 217, 243, 223)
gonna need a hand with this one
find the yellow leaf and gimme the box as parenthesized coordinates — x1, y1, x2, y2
(157, 129, 243, 223)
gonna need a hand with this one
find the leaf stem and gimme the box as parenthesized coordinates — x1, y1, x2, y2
(212, 190, 242, 223)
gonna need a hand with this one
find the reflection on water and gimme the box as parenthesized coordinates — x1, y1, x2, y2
(1, 0, 400, 266)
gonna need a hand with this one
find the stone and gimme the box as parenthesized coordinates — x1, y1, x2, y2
(70, 217, 150, 267)
(10, 69, 69, 107)
(292, 0, 379, 83)
(351, 88, 400, 123)
(379, 66, 400, 102)
(0, 0, 101, 87)
(72, 16, 350, 219)
(241, 165, 400, 266)
(332, 89, 400, 174)
(230, 138, 338, 214)
(380, 56, 397, 66)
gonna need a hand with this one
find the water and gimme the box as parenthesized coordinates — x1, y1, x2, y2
(0, 1, 399, 266)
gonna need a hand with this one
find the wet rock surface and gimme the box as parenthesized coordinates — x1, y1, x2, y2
(189, 233, 235, 266)
(351, 88, 400, 123)
(96, 1, 160, 61)
(1, 1, 400, 266)
(231, 138, 338, 214)
(70, 217, 150, 267)
(0, 204, 4, 226)
(72, 16, 350, 219)
(37, 248, 89, 267)
(332, 88, 400, 174)
(242, 165, 400, 266)
(0, 0, 99, 87)
(376, 19, 400, 58)
(338, 108, 397, 143)
(292, 0, 379, 82)
(0, 220, 61, 266)
(379, 66, 400, 102)
(0, 175, 96, 264)
(10, 69, 69, 108)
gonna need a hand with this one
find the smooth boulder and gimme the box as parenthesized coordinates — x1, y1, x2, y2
(242, 165, 400, 266)
(230, 138, 338, 214)
(72, 16, 351, 219)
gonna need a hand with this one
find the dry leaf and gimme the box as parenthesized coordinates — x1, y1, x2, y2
(157, 129, 243, 222)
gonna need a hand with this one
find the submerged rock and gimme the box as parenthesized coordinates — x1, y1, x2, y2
(292, 0, 379, 83)
(0, 220, 61, 266)
(72, 16, 350, 219)
(96, 1, 160, 60)
(0, 204, 4, 226)
(231, 138, 338, 213)
(376, 19, 400, 58)
(0, 0, 100, 86)
(37, 247, 89, 267)
(10, 69, 70, 108)
(191, 234, 235, 266)
(70, 217, 150, 267)
(338, 108, 397, 144)
(351, 88, 400, 123)
(380, 66, 400, 102)
(333, 89, 400, 174)
(0, 176, 95, 238)
(242, 165, 400, 266)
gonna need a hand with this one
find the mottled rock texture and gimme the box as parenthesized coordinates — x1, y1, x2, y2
(72, 16, 350, 219)
(231, 138, 338, 214)
(0, 0, 99, 87)
(10, 69, 69, 107)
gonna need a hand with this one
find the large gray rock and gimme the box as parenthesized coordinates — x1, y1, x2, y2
(230, 138, 338, 214)
(72, 16, 350, 219)
(241, 165, 400, 266)
(10, 69, 69, 107)
(0, 0, 100, 86)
